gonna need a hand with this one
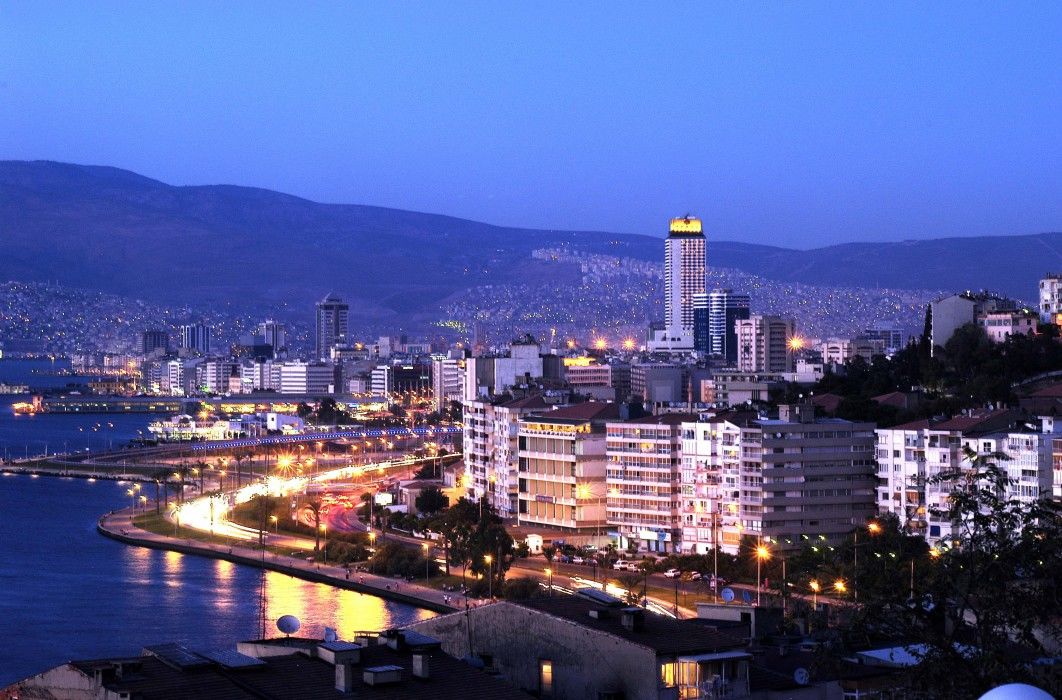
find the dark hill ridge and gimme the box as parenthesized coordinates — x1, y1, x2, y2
(0, 160, 1056, 315)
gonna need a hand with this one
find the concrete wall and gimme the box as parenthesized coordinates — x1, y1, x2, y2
(407, 602, 665, 700)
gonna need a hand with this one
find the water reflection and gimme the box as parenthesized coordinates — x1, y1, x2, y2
(0, 474, 435, 686)
(262, 571, 436, 639)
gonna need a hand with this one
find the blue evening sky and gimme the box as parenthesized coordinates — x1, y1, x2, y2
(1, 2, 1059, 247)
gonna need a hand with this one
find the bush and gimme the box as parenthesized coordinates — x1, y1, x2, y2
(369, 541, 440, 579)
(502, 577, 542, 600)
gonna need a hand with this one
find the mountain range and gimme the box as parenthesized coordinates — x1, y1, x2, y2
(1, 160, 1057, 320)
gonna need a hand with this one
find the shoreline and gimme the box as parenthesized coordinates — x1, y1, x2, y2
(96, 508, 459, 615)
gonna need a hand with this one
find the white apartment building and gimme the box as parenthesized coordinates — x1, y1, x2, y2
(462, 337, 545, 400)
(876, 411, 1058, 544)
(462, 395, 549, 518)
(371, 365, 393, 396)
(605, 414, 693, 553)
(680, 404, 877, 554)
(979, 310, 1039, 343)
(517, 402, 618, 535)
(1039, 273, 1062, 324)
(818, 337, 876, 366)
(736, 316, 795, 373)
(431, 357, 466, 412)
(279, 362, 334, 395)
(198, 360, 233, 395)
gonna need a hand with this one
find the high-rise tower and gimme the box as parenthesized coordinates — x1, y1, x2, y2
(315, 294, 349, 360)
(662, 216, 706, 349)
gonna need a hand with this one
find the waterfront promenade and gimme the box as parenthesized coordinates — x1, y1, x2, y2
(97, 508, 460, 614)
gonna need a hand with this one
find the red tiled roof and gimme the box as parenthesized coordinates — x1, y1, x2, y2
(811, 393, 843, 413)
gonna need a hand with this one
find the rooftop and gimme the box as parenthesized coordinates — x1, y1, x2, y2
(26, 633, 533, 700)
(517, 596, 745, 656)
(531, 401, 621, 422)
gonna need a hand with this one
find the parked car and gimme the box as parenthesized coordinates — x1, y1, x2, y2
(612, 560, 631, 571)
(571, 556, 585, 565)
(663, 568, 682, 579)
(682, 571, 702, 582)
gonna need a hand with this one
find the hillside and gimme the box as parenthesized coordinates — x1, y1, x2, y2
(0, 161, 1056, 321)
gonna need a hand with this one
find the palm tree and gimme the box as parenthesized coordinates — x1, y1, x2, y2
(306, 497, 324, 554)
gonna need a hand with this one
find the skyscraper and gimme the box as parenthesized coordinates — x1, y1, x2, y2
(315, 294, 349, 361)
(178, 323, 211, 355)
(707, 289, 750, 363)
(662, 216, 706, 349)
(140, 329, 170, 356)
(257, 320, 287, 358)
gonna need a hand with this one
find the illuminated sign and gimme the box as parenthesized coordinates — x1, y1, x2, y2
(669, 217, 702, 234)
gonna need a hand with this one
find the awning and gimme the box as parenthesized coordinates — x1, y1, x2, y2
(677, 652, 753, 663)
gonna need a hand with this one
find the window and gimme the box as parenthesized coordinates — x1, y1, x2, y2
(660, 660, 678, 688)
(540, 659, 554, 696)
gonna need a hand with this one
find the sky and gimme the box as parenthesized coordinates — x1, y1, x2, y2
(1, 2, 1060, 248)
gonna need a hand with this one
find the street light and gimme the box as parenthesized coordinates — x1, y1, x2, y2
(270, 515, 278, 534)
(755, 543, 770, 606)
(484, 554, 493, 599)
(422, 542, 430, 582)
(809, 579, 820, 609)
(834, 579, 847, 594)
(544, 567, 553, 597)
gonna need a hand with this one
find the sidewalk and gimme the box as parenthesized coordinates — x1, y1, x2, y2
(98, 508, 460, 614)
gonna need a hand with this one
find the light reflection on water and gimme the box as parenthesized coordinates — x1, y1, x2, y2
(0, 475, 435, 685)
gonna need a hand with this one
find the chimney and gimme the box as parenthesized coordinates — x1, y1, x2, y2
(412, 653, 431, 680)
(336, 662, 356, 693)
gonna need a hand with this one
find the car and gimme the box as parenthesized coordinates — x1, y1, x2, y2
(612, 560, 630, 571)
(571, 556, 585, 565)
(682, 571, 702, 582)
(663, 568, 682, 578)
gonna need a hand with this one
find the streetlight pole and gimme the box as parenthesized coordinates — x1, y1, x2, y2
(545, 567, 552, 597)
(484, 554, 493, 599)
(423, 543, 430, 582)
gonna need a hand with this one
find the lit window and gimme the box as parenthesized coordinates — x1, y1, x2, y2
(661, 661, 678, 687)
(540, 659, 554, 696)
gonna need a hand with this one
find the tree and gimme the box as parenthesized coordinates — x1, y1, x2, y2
(247, 494, 280, 548)
(841, 447, 1062, 698)
(503, 577, 543, 600)
(415, 486, 449, 516)
(542, 545, 557, 567)
(616, 573, 643, 606)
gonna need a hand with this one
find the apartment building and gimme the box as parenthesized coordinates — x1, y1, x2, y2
(463, 395, 549, 518)
(605, 413, 694, 553)
(735, 316, 795, 373)
(517, 402, 619, 535)
(979, 309, 1039, 343)
(680, 404, 877, 554)
(875, 410, 1057, 543)
(431, 356, 466, 412)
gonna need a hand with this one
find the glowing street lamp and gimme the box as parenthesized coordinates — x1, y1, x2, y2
(484, 554, 493, 598)
(269, 514, 278, 534)
(422, 542, 431, 582)
(809, 579, 820, 609)
(593, 338, 607, 351)
(786, 335, 806, 352)
(867, 521, 882, 535)
(621, 338, 635, 351)
(755, 543, 771, 605)
(544, 567, 553, 597)
(834, 579, 847, 595)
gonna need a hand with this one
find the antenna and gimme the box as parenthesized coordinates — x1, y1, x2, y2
(277, 615, 301, 636)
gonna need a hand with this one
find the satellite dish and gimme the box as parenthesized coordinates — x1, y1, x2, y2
(721, 587, 735, 603)
(742, 590, 753, 605)
(323, 626, 338, 642)
(794, 668, 810, 685)
(276, 615, 301, 636)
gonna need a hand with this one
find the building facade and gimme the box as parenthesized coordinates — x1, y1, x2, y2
(178, 323, 211, 355)
(658, 216, 706, 351)
(680, 405, 877, 554)
(517, 403, 617, 534)
(735, 315, 795, 373)
(606, 414, 693, 553)
(315, 293, 349, 361)
(1039, 273, 1062, 325)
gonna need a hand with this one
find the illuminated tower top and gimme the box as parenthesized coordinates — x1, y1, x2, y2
(668, 216, 703, 236)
